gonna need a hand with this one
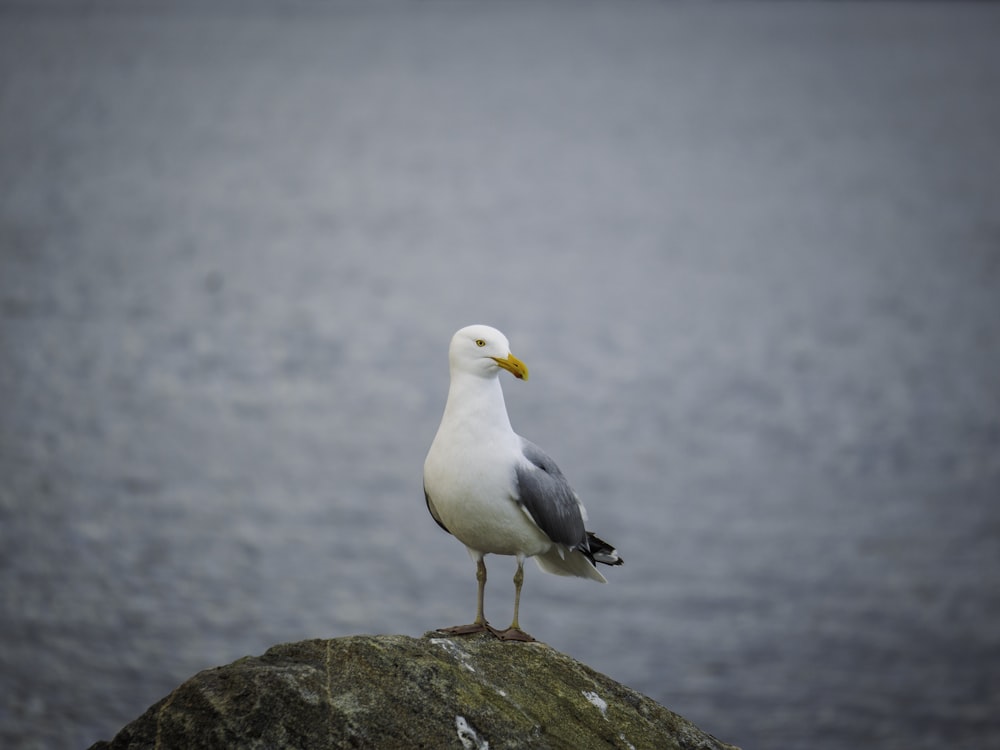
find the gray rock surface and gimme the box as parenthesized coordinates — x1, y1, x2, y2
(88, 633, 738, 750)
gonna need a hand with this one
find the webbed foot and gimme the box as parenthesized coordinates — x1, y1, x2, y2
(436, 623, 492, 636)
(489, 626, 535, 642)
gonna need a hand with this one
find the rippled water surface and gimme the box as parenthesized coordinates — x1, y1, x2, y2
(2, 2, 999, 748)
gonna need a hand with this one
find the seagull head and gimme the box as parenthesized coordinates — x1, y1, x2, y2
(449, 325, 529, 381)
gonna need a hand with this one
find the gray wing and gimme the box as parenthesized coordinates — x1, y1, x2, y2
(515, 439, 587, 549)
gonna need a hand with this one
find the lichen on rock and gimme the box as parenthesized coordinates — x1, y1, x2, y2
(88, 632, 739, 750)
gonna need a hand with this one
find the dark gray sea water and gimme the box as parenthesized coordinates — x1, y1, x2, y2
(2, 2, 999, 748)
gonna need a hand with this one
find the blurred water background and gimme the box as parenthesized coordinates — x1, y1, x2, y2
(1, 1, 999, 748)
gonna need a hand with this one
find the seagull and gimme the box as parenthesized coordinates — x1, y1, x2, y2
(423, 324, 622, 641)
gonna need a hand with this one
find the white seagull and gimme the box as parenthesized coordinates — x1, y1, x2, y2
(423, 324, 623, 641)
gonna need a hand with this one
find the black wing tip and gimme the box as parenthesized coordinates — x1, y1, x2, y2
(583, 531, 624, 567)
(424, 489, 453, 536)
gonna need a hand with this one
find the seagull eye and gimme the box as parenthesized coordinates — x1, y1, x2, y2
(475, 339, 486, 347)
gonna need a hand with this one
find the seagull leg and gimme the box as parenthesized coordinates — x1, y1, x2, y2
(474, 555, 488, 625)
(437, 555, 492, 636)
(493, 555, 535, 642)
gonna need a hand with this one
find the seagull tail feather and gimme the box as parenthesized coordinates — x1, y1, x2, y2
(533, 531, 622, 582)
(534, 547, 608, 582)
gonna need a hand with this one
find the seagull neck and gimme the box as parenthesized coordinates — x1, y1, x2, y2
(442, 372, 513, 432)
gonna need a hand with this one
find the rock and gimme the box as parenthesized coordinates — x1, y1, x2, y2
(88, 632, 739, 750)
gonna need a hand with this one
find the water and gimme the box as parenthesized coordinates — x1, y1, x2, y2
(1, 2, 999, 748)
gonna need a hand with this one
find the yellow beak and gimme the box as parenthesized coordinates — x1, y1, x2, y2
(492, 352, 529, 381)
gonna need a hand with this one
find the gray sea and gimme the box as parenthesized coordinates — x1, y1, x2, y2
(2, 2, 998, 748)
